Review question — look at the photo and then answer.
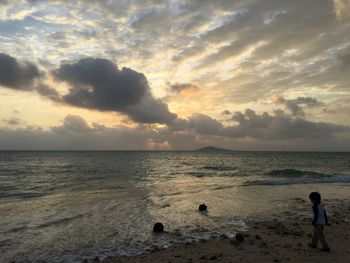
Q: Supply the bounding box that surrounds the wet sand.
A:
[103,197,350,263]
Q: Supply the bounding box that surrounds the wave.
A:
[265,169,330,178]
[200,165,238,171]
[5,213,86,234]
[37,213,85,229]
[244,175,350,186]
[186,172,207,178]
[0,192,46,199]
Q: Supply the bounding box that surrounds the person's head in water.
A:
[309,192,321,204]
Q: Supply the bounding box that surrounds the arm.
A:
[312,204,318,225]
[324,209,329,225]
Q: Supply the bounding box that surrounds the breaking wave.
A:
[244,175,350,186]
[265,169,330,178]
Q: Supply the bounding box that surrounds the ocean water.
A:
[1,151,350,262]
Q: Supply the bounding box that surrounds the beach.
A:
[103,195,350,263]
[1,151,350,262]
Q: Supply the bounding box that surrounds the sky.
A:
[0,0,350,151]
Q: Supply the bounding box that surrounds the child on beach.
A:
[308,192,330,251]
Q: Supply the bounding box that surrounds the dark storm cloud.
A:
[35,83,61,102]
[53,57,147,108]
[273,96,324,116]
[0,53,40,90]
[187,113,223,135]
[53,57,177,124]
[172,109,349,141]
[224,109,348,140]
[52,115,90,134]
[0,53,177,125]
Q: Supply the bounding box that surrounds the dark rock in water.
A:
[93,256,100,262]
[235,233,244,242]
[153,222,164,233]
[199,204,207,211]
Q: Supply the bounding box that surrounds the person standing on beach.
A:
[308,192,330,251]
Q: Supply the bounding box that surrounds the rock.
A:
[209,255,218,260]
[230,239,239,246]
[235,233,244,242]
[93,256,100,262]
[153,222,164,233]
[199,204,207,211]
[220,234,228,239]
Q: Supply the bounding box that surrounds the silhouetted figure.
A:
[308,192,330,251]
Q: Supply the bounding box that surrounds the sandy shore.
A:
[103,196,350,263]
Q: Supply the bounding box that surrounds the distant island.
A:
[194,146,232,152]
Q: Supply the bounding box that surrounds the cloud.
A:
[0,54,177,125]
[2,117,21,125]
[0,112,350,151]
[35,83,61,102]
[224,109,348,140]
[333,0,350,20]
[53,57,177,124]
[272,95,324,116]
[0,53,40,90]
[187,113,223,135]
[53,58,147,108]
[0,115,157,150]
[221,110,232,115]
[52,115,90,134]
[171,108,349,141]
[168,83,199,93]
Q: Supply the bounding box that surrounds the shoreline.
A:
[103,197,350,263]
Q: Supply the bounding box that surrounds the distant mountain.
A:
[195,146,232,152]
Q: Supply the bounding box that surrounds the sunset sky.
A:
[0,0,350,150]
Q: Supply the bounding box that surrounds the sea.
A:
[1,151,350,262]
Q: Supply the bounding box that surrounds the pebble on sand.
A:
[199,204,207,211]
[153,222,164,233]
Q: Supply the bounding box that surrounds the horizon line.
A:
[0,149,349,153]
